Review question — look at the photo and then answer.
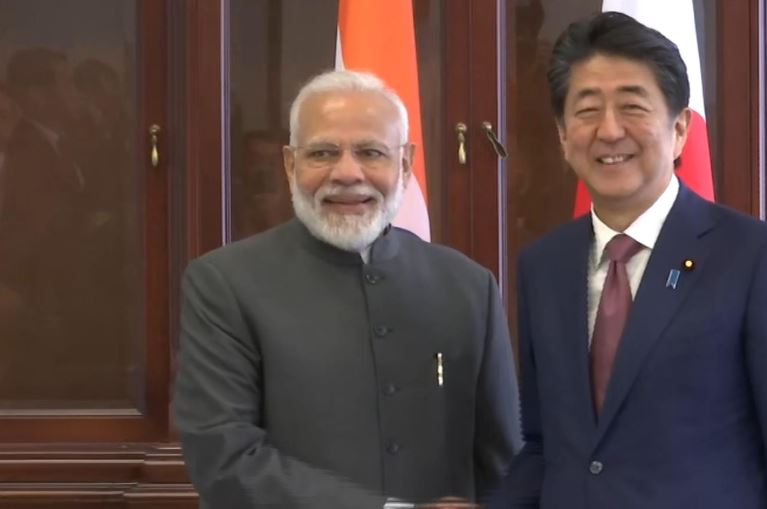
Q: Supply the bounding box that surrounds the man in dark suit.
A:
[493,12,767,509]
[173,70,522,509]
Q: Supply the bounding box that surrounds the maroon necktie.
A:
[591,233,643,415]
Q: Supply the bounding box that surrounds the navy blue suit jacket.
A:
[493,185,767,509]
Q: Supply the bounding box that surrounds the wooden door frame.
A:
[443,0,508,294]
[1,0,191,504]
[717,0,765,218]
[0,0,170,445]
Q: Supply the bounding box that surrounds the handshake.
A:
[388,497,478,509]
[418,498,480,509]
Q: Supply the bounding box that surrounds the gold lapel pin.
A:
[682,259,695,271]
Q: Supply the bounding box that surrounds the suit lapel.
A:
[555,216,598,433]
[594,186,717,442]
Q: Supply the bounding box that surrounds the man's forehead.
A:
[570,84,652,101]
[302,137,388,146]
[297,90,401,142]
[301,90,396,118]
[567,55,660,99]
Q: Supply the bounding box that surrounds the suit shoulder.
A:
[710,201,767,234]
[709,206,767,266]
[188,220,297,274]
[519,216,589,263]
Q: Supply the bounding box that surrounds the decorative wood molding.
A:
[0,483,197,508]
[0,444,189,482]
[0,444,197,507]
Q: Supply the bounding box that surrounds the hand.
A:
[416,497,481,509]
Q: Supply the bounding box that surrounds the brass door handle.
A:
[149,124,161,167]
[481,121,508,158]
[455,122,467,165]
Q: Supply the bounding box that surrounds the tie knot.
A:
[605,234,643,263]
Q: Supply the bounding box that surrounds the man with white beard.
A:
[173,70,521,509]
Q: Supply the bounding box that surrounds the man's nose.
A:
[328,148,366,184]
[596,109,626,141]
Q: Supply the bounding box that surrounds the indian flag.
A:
[336,0,431,241]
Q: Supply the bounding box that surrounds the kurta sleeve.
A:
[473,270,523,502]
[173,259,385,509]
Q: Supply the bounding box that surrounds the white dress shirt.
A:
[587,175,680,345]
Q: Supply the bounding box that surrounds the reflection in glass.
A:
[508,0,593,253]
[694,0,719,194]
[229,0,337,240]
[232,129,293,236]
[0,0,142,411]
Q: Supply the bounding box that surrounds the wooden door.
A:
[0,0,191,506]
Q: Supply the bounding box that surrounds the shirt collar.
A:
[591,174,679,268]
[360,246,371,264]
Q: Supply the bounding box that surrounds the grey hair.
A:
[288,70,409,146]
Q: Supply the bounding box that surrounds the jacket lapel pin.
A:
[666,269,681,290]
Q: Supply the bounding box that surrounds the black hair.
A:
[548,11,690,122]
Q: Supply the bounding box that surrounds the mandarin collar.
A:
[291,219,400,266]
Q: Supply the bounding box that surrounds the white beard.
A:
[290,171,405,252]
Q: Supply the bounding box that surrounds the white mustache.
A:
[315,184,383,205]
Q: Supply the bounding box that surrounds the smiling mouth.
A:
[323,195,375,205]
[597,154,634,165]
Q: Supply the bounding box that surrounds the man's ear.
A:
[401,143,415,187]
[555,119,569,159]
[556,118,567,144]
[672,107,692,160]
[282,145,296,181]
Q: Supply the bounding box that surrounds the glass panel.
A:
[413,1,445,243]
[695,0,719,194]
[507,0,596,257]
[228,0,446,243]
[228,0,330,239]
[0,0,143,411]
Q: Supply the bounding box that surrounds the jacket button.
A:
[383,383,398,396]
[374,325,390,337]
[365,273,380,284]
[386,441,400,454]
[589,460,604,475]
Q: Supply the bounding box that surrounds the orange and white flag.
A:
[336,0,431,241]
[572,0,715,217]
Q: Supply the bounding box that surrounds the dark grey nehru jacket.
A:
[173,219,522,508]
